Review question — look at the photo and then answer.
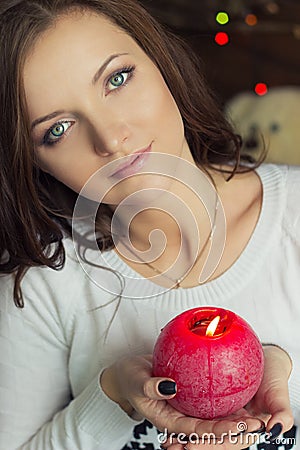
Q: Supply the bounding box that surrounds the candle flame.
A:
[206,315,220,336]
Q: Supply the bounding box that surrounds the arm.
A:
[100,346,294,450]
[0,272,138,450]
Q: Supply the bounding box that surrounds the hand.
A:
[100,355,266,449]
[165,345,294,449]
[245,344,294,436]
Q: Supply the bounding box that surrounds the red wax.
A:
[152,307,264,419]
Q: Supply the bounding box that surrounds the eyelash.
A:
[106,65,135,93]
[41,120,74,147]
[41,65,135,147]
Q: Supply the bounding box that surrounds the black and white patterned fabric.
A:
[121,420,161,450]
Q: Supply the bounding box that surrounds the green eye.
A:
[107,67,134,92]
[43,120,73,146]
[110,73,125,88]
[51,124,65,137]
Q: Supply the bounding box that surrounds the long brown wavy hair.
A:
[0,0,263,307]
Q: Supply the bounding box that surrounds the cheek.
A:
[36,147,97,193]
[152,80,184,138]
[135,70,184,134]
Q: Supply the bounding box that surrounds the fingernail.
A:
[158,380,176,395]
[268,423,283,442]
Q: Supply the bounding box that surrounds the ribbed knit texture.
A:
[75,375,137,446]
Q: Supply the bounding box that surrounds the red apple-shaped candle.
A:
[152,307,264,419]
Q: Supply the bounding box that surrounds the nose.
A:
[91,115,132,157]
[245,136,259,150]
[244,124,260,151]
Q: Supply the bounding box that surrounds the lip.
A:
[109,144,152,179]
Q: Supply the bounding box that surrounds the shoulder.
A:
[283,164,300,192]
[261,164,300,242]
[273,164,300,215]
[0,237,117,342]
[0,239,80,345]
[257,162,300,199]
[282,165,300,241]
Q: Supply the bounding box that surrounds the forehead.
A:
[23,11,141,115]
[25,10,136,63]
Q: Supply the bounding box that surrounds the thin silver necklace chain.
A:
[117,196,219,289]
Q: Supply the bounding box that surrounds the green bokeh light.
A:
[216,12,229,25]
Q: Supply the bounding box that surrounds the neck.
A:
[111,162,225,286]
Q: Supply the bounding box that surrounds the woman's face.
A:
[24,11,191,203]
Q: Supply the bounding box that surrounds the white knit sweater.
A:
[0,164,299,450]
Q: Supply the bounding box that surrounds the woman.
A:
[0,1,297,449]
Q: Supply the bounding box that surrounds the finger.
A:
[163,445,184,450]
[264,399,294,435]
[159,434,186,449]
[164,444,188,450]
[143,377,177,400]
[199,415,264,438]
[261,372,294,434]
[183,432,260,450]
[183,423,263,450]
[263,384,294,436]
[260,346,294,434]
[159,432,188,448]
[158,419,265,450]
[152,403,264,439]
[162,427,262,450]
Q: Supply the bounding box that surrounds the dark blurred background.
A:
[140,0,300,104]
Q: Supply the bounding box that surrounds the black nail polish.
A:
[158,380,176,395]
[269,423,283,442]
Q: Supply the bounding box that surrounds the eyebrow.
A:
[92,52,129,85]
[31,110,65,130]
[31,52,129,129]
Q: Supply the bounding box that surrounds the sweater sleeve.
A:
[282,165,300,412]
[0,264,138,450]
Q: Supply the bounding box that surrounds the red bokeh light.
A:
[255,83,268,96]
[214,32,229,46]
